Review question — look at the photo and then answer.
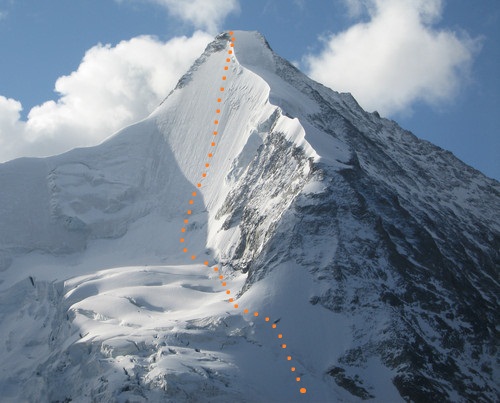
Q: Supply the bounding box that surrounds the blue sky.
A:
[0,0,498,179]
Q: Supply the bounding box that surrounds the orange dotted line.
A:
[178,31,307,396]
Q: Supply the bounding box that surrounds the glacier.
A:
[0,31,498,402]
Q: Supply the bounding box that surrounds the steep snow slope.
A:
[0,31,498,402]
[0,31,347,403]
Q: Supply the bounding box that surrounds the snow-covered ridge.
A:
[0,31,498,402]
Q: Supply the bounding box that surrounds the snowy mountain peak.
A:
[231,31,275,69]
[0,31,498,402]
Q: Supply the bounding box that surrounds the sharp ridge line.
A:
[177,31,308,397]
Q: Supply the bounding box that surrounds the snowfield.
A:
[0,31,498,402]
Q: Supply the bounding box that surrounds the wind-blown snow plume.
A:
[304,0,480,115]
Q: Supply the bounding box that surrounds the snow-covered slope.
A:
[0,31,498,402]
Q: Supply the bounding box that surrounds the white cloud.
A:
[0,97,23,157]
[142,0,239,33]
[304,0,480,116]
[343,0,365,18]
[0,32,212,163]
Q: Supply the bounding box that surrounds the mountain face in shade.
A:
[0,31,498,402]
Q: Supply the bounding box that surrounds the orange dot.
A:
[228,50,233,54]
[234,304,239,308]
[287,356,292,361]
[205,163,210,168]
[296,377,301,382]
[180,238,185,243]
[184,219,189,224]
[226,58,230,62]
[229,298,234,302]
[217,98,222,102]
[222,76,226,80]
[204,261,209,266]
[214,267,219,272]
[254,312,259,317]
[202,173,207,178]
[197,183,202,188]
[226,290,230,294]
[213,131,218,135]
[272,324,277,329]
[222,282,226,286]
[282,344,287,349]
[224,66,228,71]
[214,120,219,125]
[219,275,223,279]
[187,210,192,215]
[208,153,213,158]
[192,191,197,197]
[300,388,306,394]
[220,87,225,92]
[230,43,234,48]
[265,317,270,322]
[189,200,194,204]
[229,31,234,35]
[216,109,221,113]
[183,248,188,253]
[243,309,249,314]
[191,255,196,260]
[231,37,235,42]
[278,334,283,339]
[211,142,216,147]
[181,228,186,233]
[291,367,296,372]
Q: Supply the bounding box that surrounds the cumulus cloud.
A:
[343,0,366,18]
[304,0,480,116]
[141,0,239,33]
[0,32,212,163]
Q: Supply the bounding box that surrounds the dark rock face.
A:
[217,130,311,278]
[327,366,375,400]
[215,44,500,402]
[1,32,497,402]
